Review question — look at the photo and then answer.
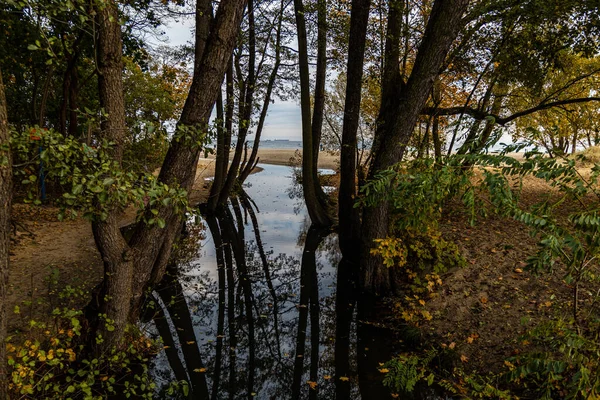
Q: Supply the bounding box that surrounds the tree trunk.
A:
[293,0,333,227]
[432,114,442,162]
[311,0,329,207]
[360,0,470,294]
[88,0,247,354]
[38,67,54,127]
[127,0,247,317]
[338,0,372,258]
[238,0,285,184]
[68,64,79,137]
[208,61,234,214]
[90,0,134,354]
[0,68,13,400]
[218,0,256,205]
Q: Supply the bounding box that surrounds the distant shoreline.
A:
[202,148,339,170]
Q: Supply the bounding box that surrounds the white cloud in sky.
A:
[249,101,302,141]
[164,18,195,46]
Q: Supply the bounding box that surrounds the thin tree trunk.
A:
[293,0,332,227]
[0,68,13,400]
[68,65,79,137]
[361,0,470,294]
[38,67,54,127]
[432,114,442,162]
[311,0,328,207]
[219,0,256,205]
[417,116,431,159]
[239,0,285,183]
[208,88,227,211]
[209,61,236,214]
[339,0,372,258]
[359,0,404,293]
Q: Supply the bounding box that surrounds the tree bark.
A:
[311,0,328,207]
[293,0,333,227]
[91,0,134,354]
[338,0,372,259]
[360,0,470,294]
[0,68,12,400]
[208,60,234,213]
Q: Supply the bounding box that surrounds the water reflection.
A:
[149,164,394,399]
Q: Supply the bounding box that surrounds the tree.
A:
[338,0,372,258]
[293,0,333,227]
[359,0,471,293]
[83,0,248,353]
[0,67,12,400]
[208,0,288,213]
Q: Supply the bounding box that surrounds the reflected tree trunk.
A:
[152,299,191,397]
[292,226,327,399]
[335,259,357,400]
[205,216,226,400]
[156,265,210,399]
[224,234,237,400]
[357,299,394,400]
[240,192,283,358]
[220,208,256,399]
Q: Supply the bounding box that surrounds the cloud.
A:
[250,101,302,141]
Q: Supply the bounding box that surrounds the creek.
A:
[147,164,403,399]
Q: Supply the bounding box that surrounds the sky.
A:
[156,17,303,141]
[154,15,515,149]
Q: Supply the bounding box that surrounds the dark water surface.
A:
[148,164,396,399]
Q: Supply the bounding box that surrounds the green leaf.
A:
[103,178,115,186]
[27,44,38,50]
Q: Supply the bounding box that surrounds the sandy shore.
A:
[188,149,338,204]
[205,148,339,169]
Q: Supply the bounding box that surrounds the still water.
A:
[148,164,396,399]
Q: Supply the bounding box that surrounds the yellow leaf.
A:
[193,368,207,373]
[307,381,317,389]
[460,355,468,363]
[378,368,390,373]
[339,376,350,382]
[324,375,331,380]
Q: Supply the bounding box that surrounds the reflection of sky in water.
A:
[149,163,349,400]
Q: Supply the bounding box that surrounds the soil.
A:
[420,170,597,375]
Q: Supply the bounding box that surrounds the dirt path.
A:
[7,159,218,330]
